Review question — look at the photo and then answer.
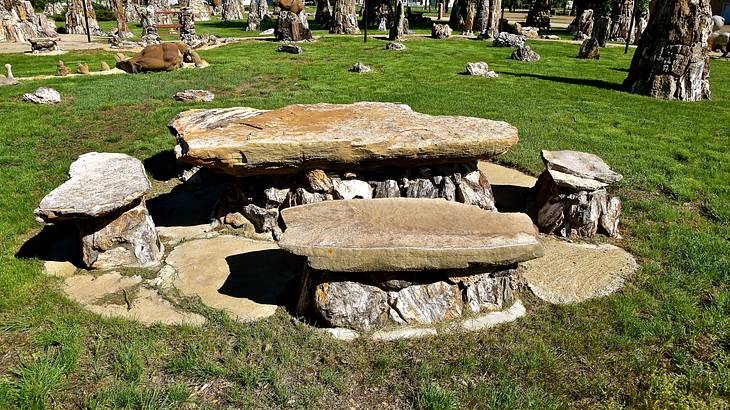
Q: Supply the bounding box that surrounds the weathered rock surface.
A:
[511,45,540,62]
[277,44,303,54]
[173,89,215,102]
[23,87,60,104]
[279,198,543,272]
[275,10,312,41]
[62,272,206,326]
[431,23,452,38]
[35,152,151,222]
[492,32,525,47]
[461,299,525,331]
[521,236,637,304]
[542,150,622,184]
[465,61,498,78]
[169,102,519,176]
[578,37,600,59]
[350,62,371,73]
[165,236,303,322]
[385,41,406,51]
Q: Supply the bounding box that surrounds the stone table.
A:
[35,152,163,269]
[278,198,543,331]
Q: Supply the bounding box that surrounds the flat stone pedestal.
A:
[35,152,163,269]
[278,199,543,331]
[528,150,623,237]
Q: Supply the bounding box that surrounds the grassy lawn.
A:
[0,35,728,409]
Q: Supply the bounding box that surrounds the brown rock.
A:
[305,169,333,192]
[170,102,519,176]
[279,198,543,272]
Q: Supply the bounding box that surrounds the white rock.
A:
[331,178,373,200]
[461,300,526,331]
[23,87,61,104]
[371,327,438,341]
[323,327,360,341]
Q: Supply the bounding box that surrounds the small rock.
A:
[578,38,600,59]
[465,62,498,78]
[264,187,290,206]
[100,61,111,71]
[519,26,540,38]
[332,178,372,199]
[44,260,77,278]
[260,28,275,35]
[511,45,541,62]
[385,41,407,51]
[305,169,333,192]
[56,60,70,76]
[541,34,560,40]
[373,179,401,198]
[350,62,371,73]
[173,89,215,102]
[224,211,250,228]
[492,32,525,47]
[405,178,438,198]
[276,44,303,54]
[76,63,89,74]
[461,300,526,331]
[323,327,360,341]
[23,87,61,104]
[541,150,623,184]
[431,23,452,39]
[241,203,279,233]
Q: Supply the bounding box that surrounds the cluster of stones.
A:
[528,150,623,238]
[169,102,517,239]
[1,0,56,42]
[279,199,543,331]
[431,23,452,39]
[34,153,163,269]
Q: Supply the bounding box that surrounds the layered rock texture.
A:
[65,0,102,35]
[169,102,518,176]
[1,0,56,42]
[528,150,623,238]
[279,199,543,331]
[275,10,311,41]
[623,0,712,100]
[35,152,163,269]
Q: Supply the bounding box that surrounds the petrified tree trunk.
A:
[111,0,131,36]
[247,0,261,30]
[609,0,633,41]
[212,0,222,14]
[222,0,245,20]
[474,0,501,37]
[389,0,407,40]
[591,15,610,46]
[275,10,312,41]
[526,0,551,32]
[66,0,101,35]
[365,0,391,28]
[623,0,712,101]
[330,0,359,34]
[315,0,332,26]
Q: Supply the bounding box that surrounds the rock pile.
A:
[35,152,163,269]
[466,61,498,78]
[279,199,544,331]
[511,45,540,62]
[431,23,452,39]
[168,102,518,238]
[528,150,623,238]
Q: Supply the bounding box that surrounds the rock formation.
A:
[526,0,550,32]
[609,0,633,42]
[315,0,332,27]
[35,153,163,269]
[465,61,498,77]
[139,4,160,46]
[174,89,215,102]
[385,41,406,50]
[111,0,132,37]
[350,62,371,72]
[277,43,303,54]
[450,0,502,38]
[432,23,452,38]
[275,8,311,41]
[623,0,712,101]
[591,15,610,46]
[330,0,359,34]
[578,37,599,59]
[571,8,593,40]
[528,150,623,238]
[65,0,102,35]
[1,0,57,42]
[247,0,269,31]
[492,31,524,47]
[115,42,205,73]
[388,0,407,41]
[221,0,244,21]
[511,44,540,62]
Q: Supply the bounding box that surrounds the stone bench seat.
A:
[277,198,544,331]
[34,152,163,269]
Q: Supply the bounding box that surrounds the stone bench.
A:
[34,152,163,269]
[168,102,519,238]
[528,150,623,237]
[277,198,544,331]
[29,37,60,54]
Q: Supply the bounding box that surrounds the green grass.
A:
[0,35,729,408]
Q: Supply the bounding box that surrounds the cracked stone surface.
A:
[521,236,638,304]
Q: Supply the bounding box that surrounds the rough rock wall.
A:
[66,0,102,35]
[623,0,712,101]
[1,1,57,42]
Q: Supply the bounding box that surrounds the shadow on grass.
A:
[501,71,625,91]
[222,249,305,308]
[16,223,82,266]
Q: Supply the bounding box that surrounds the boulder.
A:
[169,102,519,176]
[385,41,407,51]
[350,62,371,73]
[492,32,525,47]
[23,87,60,104]
[541,150,622,184]
[465,61,498,78]
[173,89,215,102]
[275,10,312,41]
[431,23,452,39]
[277,44,303,54]
[115,43,205,73]
[35,152,163,268]
[578,37,600,59]
[278,198,543,272]
[511,45,541,62]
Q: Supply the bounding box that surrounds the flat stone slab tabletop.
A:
[542,150,622,184]
[169,102,519,176]
[278,198,544,272]
[34,152,151,222]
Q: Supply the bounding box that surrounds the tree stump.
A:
[329,0,359,34]
[623,0,712,101]
[389,0,407,41]
[275,10,312,41]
